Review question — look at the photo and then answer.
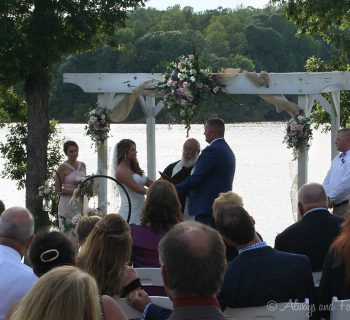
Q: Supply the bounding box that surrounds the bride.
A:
[113,139,153,224]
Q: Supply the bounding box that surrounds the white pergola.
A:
[64,71,350,211]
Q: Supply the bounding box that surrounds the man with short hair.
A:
[0,207,37,320]
[323,128,350,216]
[214,205,315,311]
[128,221,231,320]
[275,183,343,271]
[162,138,200,215]
[176,118,235,227]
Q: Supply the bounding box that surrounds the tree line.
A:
[50,5,330,123]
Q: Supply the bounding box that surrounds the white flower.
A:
[72,214,81,225]
[190,76,196,82]
[89,116,97,124]
[297,115,304,121]
[190,69,197,75]
[178,73,186,81]
[183,81,190,88]
[43,188,52,195]
[167,79,173,87]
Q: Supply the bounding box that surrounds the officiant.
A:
[161,138,200,216]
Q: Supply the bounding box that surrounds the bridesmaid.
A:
[55,141,86,248]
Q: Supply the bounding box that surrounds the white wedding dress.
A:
[118,173,147,225]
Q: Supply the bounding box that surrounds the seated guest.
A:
[275,183,343,271]
[319,213,350,319]
[77,214,141,298]
[162,138,200,216]
[212,191,263,262]
[9,266,127,320]
[29,231,75,277]
[76,215,101,247]
[215,206,316,311]
[128,221,229,320]
[0,207,37,320]
[131,180,183,268]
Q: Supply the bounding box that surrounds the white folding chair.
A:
[116,296,173,320]
[312,271,322,287]
[135,267,164,287]
[330,296,350,320]
[224,299,310,320]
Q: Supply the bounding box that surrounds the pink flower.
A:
[94,123,100,130]
[290,130,297,136]
[177,88,185,96]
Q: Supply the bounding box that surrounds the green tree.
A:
[0,0,145,228]
[271,0,350,48]
[205,21,231,57]
[271,0,350,126]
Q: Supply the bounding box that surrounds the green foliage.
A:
[0,0,147,85]
[48,5,329,122]
[305,53,350,130]
[0,120,64,189]
[271,0,350,49]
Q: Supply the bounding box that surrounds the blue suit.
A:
[176,138,235,218]
[218,247,316,310]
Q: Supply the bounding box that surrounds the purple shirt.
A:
[130,224,167,268]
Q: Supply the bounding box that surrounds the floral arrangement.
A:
[85,108,111,147]
[74,175,94,199]
[159,54,222,136]
[38,185,60,226]
[60,214,82,233]
[283,110,313,160]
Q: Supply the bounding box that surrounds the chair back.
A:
[135,268,164,287]
[224,299,310,320]
[330,296,350,320]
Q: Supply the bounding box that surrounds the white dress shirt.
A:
[0,245,37,320]
[323,151,350,204]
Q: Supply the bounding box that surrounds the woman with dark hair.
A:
[131,180,183,268]
[319,213,350,318]
[29,231,75,277]
[55,140,86,246]
[113,139,153,224]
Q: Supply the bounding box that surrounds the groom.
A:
[176,118,235,227]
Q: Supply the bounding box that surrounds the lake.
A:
[0,122,332,245]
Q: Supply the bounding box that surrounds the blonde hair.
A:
[77,214,132,296]
[212,191,244,215]
[10,266,100,320]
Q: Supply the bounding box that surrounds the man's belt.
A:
[333,200,349,208]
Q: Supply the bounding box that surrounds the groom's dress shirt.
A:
[0,245,37,320]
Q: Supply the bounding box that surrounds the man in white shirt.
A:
[0,207,37,320]
[323,128,350,217]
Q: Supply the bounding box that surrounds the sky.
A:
[144,0,271,11]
